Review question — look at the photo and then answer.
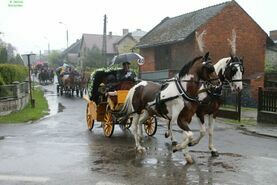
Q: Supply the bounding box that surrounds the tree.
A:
[48,50,63,68]
[0,46,8,63]
[82,46,107,69]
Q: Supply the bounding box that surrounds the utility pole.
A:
[102,14,107,65]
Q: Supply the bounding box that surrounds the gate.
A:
[257,87,277,124]
[218,87,241,121]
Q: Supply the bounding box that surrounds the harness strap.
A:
[154,92,177,119]
[175,75,199,103]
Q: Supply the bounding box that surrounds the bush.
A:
[0,75,5,85]
[0,64,28,84]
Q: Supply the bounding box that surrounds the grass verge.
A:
[0,87,49,123]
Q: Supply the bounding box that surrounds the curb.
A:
[237,125,277,139]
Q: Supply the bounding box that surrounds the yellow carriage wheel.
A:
[103,108,114,137]
[86,103,94,130]
[144,116,157,136]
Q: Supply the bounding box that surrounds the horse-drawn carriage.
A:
[56,65,89,97]
[84,53,157,137]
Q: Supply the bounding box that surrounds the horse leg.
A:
[138,110,149,141]
[165,119,178,146]
[188,116,206,146]
[208,115,219,157]
[130,114,145,153]
[165,105,181,146]
[173,130,194,164]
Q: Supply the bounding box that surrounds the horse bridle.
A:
[224,58,244,84]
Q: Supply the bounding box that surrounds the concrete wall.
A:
[0,82,30,116]
[0,95,29,116]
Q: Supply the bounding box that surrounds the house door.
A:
[155,46,171,70]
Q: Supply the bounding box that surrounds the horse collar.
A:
[175,75,199,103]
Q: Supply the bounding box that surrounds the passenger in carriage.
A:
[116,61,136,82]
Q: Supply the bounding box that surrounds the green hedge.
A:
[0,64,28,84]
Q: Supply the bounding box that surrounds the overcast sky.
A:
[0,0,276,54]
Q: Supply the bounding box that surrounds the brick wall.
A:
[140,48,156,71]
[197,1,267,99]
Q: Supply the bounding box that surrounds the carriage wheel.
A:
[103,109,114,137]
[86,103,94,131]
[144,116,157,136]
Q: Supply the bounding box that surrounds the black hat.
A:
[123,61,130,65]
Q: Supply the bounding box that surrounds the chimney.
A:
[109,32,112,37]
[123,29,129,35]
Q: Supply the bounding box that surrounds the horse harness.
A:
[149,73,219,119]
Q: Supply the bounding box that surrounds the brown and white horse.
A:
[177,55,244,158]
[119,52,220,163]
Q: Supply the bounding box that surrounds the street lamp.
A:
[59,21,68,48]
[22,53,36,108]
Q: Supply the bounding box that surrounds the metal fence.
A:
[258,87,277,124]
[0,82,29,100]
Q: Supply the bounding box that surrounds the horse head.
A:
[193,52,221,88]
[224,54,244,92]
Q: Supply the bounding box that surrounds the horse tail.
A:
[117,85,136,115]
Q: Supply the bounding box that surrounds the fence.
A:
[218,86,241,121]
[257,87,277,124]
[0,82,29,116]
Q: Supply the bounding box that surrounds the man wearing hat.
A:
[116,61,136,82]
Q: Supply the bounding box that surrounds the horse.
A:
[119,52,221,163]
[62,72,76,96]
[176,55,244,158]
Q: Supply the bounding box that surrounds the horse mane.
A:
[178,56,203,77]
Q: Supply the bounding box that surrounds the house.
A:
[79,29,146,67]
[136,0,273,100]
[61,39,81,66]
[269,30,277,43]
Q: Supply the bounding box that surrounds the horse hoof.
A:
[172,141,178,146]
[211,151,219,157]
[136,147,146,154]
[185,156,194,164]
[172,146,178,153]
[165,132,169,138]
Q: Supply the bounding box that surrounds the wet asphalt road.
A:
[0,83,277,185]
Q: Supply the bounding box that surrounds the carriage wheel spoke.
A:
[103,110,114,137]
[144,117,157,136]
[86,104,94,130]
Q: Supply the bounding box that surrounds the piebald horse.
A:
[176,55,244,158]
[120,52,220,163]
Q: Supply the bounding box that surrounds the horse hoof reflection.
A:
[185,155,194,164]
[211,151,219,157]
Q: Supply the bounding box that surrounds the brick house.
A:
[136,0,273,100]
